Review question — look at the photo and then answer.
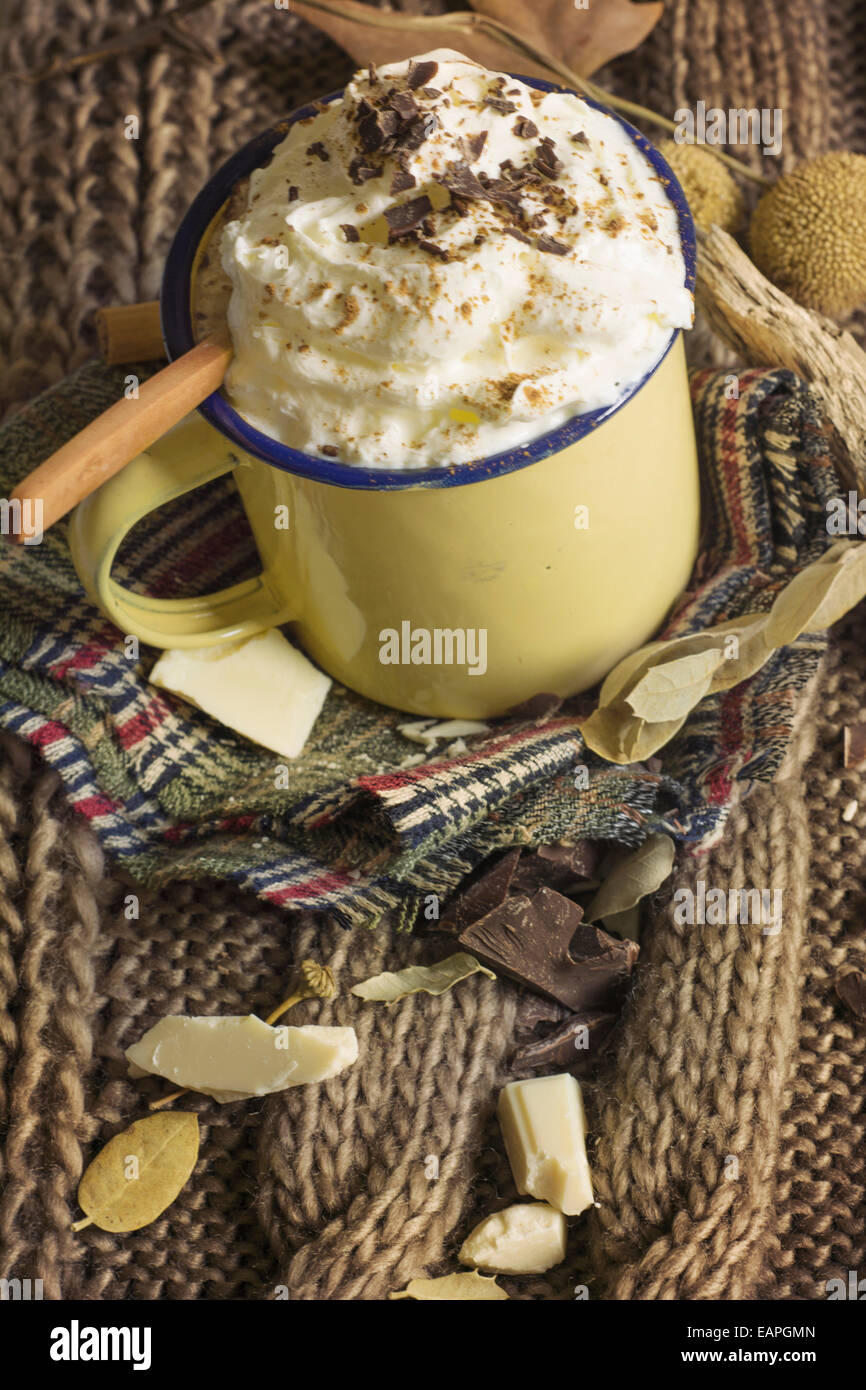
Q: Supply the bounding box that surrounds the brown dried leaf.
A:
[473,0,664,77]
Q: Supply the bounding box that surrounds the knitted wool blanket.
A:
[0,362,842,928]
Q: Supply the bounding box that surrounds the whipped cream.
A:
[215,50,693,469]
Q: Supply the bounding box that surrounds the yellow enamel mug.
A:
[69,82,700,721]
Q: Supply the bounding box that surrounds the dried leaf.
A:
[583,541,866,763]
[73,1113,199,1234]
[585,834,675,924]
[351,951,495,1003]
[390,1271,509,1300]
[290,0,662,85]
[473,0,663,77]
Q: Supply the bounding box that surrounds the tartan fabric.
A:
[0,361,839,928]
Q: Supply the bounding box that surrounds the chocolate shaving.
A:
[358,107,399,153]
[384,193,433,240]
[484,96,517,114]
[461,131,488,163]
[390,91,419,122]
[418,239,451,261]
[306,141,330,162]
[407,58,439,90]
[348,156,382,185]
[399,111,439,150]
[504,226,532,244]
[440,159,487,202]
[536,234,570,255]
[571,131,590,147]
[288,185,299,202]
[512,1009,618,1074]
[484,179,522,212]
[390,167,417,194]
[320,445,339,457]
[421,86,442,98]
[339,223,359,242]
[458,886,639,1012]
[836,966,866,1019]
[513,117,539,139]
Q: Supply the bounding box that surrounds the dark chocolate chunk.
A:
[512,1010,618,1073]
[513,116,539,139]
[511,842,601,899]
[390,91,419,122]
[836,966,866,1019]
[421,86,442,98]
[418,239,451,260]
[399,111,439,150]
[461,131,488,162]
[407,58,439,90]
[348,155,382,185]
[484,96,517,113]
[484,179,522,211]
[390,166,417,194]
[504,226,532,244]
[358,107,399,152]
[536,233,570,255]
[438,848,522,935]
[306,141,330,161]
[288,185,299,202]
[457,886,639,1011]
[440,159,487,201]
[320,445,339,457]
[339,223,359,242]
[571,130,590,146]
[384,192,433,239]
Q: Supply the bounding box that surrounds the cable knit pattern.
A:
[1,0,865,1301]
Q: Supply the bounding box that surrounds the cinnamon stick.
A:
[96,301,165,364]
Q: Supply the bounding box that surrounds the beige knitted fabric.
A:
[1,0,865,1300]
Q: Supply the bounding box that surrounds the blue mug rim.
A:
[161,74,696,493]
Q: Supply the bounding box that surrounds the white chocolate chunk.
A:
[497,1074,594,1216]
[125,1015,358,1102]
[150,629,330,758]
[459,1202,567,1274]
[390,1272,508,1301]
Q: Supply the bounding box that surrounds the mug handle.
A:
[68,413,296,648]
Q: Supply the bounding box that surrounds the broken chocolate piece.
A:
[836,966,866,1019]
[339,223,359,242]
[536,234,570,255]
[390,167,417,194]
[484,96,517,114]
[504,227,532,244]
[407,58,439,90]
[418,239,451,260]
[384,193,434,240]
[399,111,439,150]
[288,185,299,202]
[306,141,330,161]
[512,1010,618,1073]
[570,131,590,147]
[461,131,488,162]
[359,107,399,153]
[513,117,539,139]
[511,842,600,899]
[438,849,521,935]
[390,91,419,122]
[421,86,442,98]
[348,156,382,185]
[534,138,563,178]
[458,886,639,1012]
[440,159,487,201]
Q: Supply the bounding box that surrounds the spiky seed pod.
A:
[658,139,744,236]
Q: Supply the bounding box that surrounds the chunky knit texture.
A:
[1,0,865,1300]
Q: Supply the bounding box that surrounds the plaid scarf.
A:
[0,362,840,929]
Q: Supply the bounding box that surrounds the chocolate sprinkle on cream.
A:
[407,58,439,89]
[440,159,487,201]
[390,91,419,122]
[390,167,417,193]
[461,131,488,162]
[505,226,532,244]
[484,96,517,114]
[320,445,339,457]
[571,131,590,146]
[339,223,359,242]
[536,234,570,255]
[347,156,381,185]
[513,116,539,139]
[418,239,450,260]
[384,193,434,239]
[306,141,330,161]
[288,185,299,202]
